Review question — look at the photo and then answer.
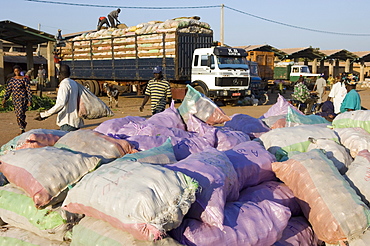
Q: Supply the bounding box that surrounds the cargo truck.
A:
[60,29,253,101]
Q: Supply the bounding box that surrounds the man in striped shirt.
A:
[140,66,172,115]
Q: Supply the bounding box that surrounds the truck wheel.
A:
[259,93,269,105]
[191,81,208,96]
[83,80,95,94]
[92,80,100,96]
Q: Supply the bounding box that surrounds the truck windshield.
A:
[300,67,310,73]
[217,56,249,70]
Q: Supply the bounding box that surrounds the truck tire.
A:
[83,80,95,94]
[190,81,209,97]
[92,80,100,96]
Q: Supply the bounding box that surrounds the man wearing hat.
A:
[340,81,361,113]
[139,66,172,115]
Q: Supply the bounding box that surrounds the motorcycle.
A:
[251,88,269,105]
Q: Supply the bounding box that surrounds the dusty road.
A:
[1,88,369,147]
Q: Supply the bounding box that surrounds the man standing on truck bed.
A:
[107,8,121,28]
[140,66,172,115]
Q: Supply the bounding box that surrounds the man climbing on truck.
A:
[140,66,172,115]
[107,8,121,28]
[97,16,110,31]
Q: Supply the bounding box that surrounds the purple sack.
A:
[166,147,238,229]
[126,134,213,161]
[224,114,270,139]
[170,200,291,246]
[224,141,277,191]
[274,216,318,246]
[260,94,304,119]
[146,101,186,130]
[94,116,146,136]
[214,126,251,151]
[238,181,302,216]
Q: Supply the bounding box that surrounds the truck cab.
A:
[190,47,251,101]
[290,64,320,82]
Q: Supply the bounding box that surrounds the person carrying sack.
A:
[35,64,83,131]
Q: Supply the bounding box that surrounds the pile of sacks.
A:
[71,16,212,42]
[1,89,370,245]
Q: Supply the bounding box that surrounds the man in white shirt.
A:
[313,74,327,103]
[35,64,83,131]
[327,79,347,114]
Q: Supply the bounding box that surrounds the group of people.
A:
[2,63,172,134]
[291,73,362,121]
[97,8,121,31]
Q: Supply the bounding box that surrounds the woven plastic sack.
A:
[177,85,231,125]
[63,159,198,241]
[238,181,301,216]
[0,135,20,156]
[0,184,82,241]
[166,147,238,229]
[70,217,183,246]
[286,106,331,127]
[0,226,70,246]
[94,116,146,136]
[185,113,217,147]
[120,137,177,164]
[224,141,277,191]
[258,124,339,161]
[54,129,138,163]
[332,110,370,133]
[224,114,270,139]
[261,115,286,129]
[273,216,318,246]
[272,149,370,244]
[0,146,101,208]
[170,200,291,246]
[346,229,370,246]
[214,126,251,151]
[334,128,370,158]
[260,94,304,119]
[146,100,186,130]
[307,137,353,174]
[125,134,213,161]
[77,82,113,119]
[0,129,67,155]
[16,129,67,150]
[345,150,370,206]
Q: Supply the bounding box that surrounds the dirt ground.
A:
[1,88,370,147]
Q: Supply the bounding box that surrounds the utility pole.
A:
[220,4,224,46]
[37,23,41,56]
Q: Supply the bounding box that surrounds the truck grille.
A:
[215,77,249,87]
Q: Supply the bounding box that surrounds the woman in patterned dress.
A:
[2,65,32,133]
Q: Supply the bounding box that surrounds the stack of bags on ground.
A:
[1,88,370,245]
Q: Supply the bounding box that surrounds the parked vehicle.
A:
[60,23,253,102]
[273,62,321,90]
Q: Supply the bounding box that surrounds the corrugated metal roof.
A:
[0,20,55,45]
[3,55,46,64]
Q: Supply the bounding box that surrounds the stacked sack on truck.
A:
[63,16,212,60]
[1,86,370,245]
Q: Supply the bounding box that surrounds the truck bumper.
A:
[208,89,251,100]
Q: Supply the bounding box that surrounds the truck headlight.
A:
[221,90,228,96]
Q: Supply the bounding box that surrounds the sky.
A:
[1,0,370,52]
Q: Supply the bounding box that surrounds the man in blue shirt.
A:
[340,82,361,113]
